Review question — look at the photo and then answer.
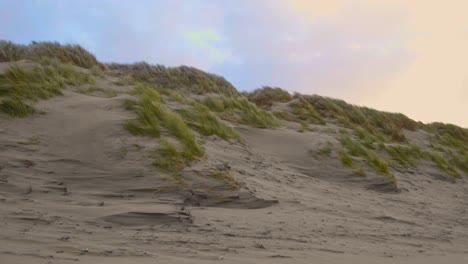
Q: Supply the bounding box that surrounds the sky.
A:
[1,0,467,127]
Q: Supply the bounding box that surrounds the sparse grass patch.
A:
[448,150,468,174]
[17,136,40,145]
[340,151,354,167]
[113,76,135,86]
[90,65,105,77]
[383,174,398,185]
[206,169,240,190]
[314,144,332,159]
[154,177,192,192]
[298,122,307,133]
[76,87,119,98]
[273,111,295,122]
[354,168,366,177]
[121,146,128,159]
[367,152,389,174]
[424,150,460,179]
[339,135,389,175]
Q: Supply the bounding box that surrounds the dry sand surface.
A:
[1,65,468,263]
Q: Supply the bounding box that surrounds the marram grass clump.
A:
[203,96,279,128]
[339,135,390,175]
[247,86,292,108]
[107,62,238,96]
[175,103,243,142]
[152,139,185,175]
[123,83,204,160]
[0,63,95,117]
[340,151,354,167]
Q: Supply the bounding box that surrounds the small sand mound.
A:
[184,191,278,209]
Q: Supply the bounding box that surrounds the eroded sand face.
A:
[1,76,468,263]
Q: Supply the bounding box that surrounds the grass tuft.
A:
[339,135,389,174]
[340,151,354,167]
[297,122,307,133]
[354,168,367,177]
[206,169,240,190]
[153,140,185,174]
[424,151,460,179]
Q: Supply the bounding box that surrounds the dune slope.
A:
[0,44,468,263]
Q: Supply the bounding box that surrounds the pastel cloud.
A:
[183,29,232,63]
[0,0,467,127]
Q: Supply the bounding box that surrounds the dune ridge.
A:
[0,41,467,263]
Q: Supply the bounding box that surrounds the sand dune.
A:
[1,60,467,264]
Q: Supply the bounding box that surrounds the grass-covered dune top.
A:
[0,40,99,69]
[1,40,466,146]
[107,62,238,96]
[245,86,467,143]
[247,86,293,108]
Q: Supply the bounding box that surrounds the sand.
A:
[1,64,468,263]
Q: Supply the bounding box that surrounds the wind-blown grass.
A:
[0,98,36,117]
[108,62,238,96]
[153,140,185,175]
[0,40,99,69]
[123,83,204,159]
[426,122,468,144]
[203,96,279,128]
[424,150,460,179]
[384,144,423,168]
[339,135,389,174]
[206,168,240,190]
[288,95,326,125]
[301,94,418,141]
[448,150,468,174]
[0,63,95,117]
[247,86,292,108]
[175,104,243,142]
